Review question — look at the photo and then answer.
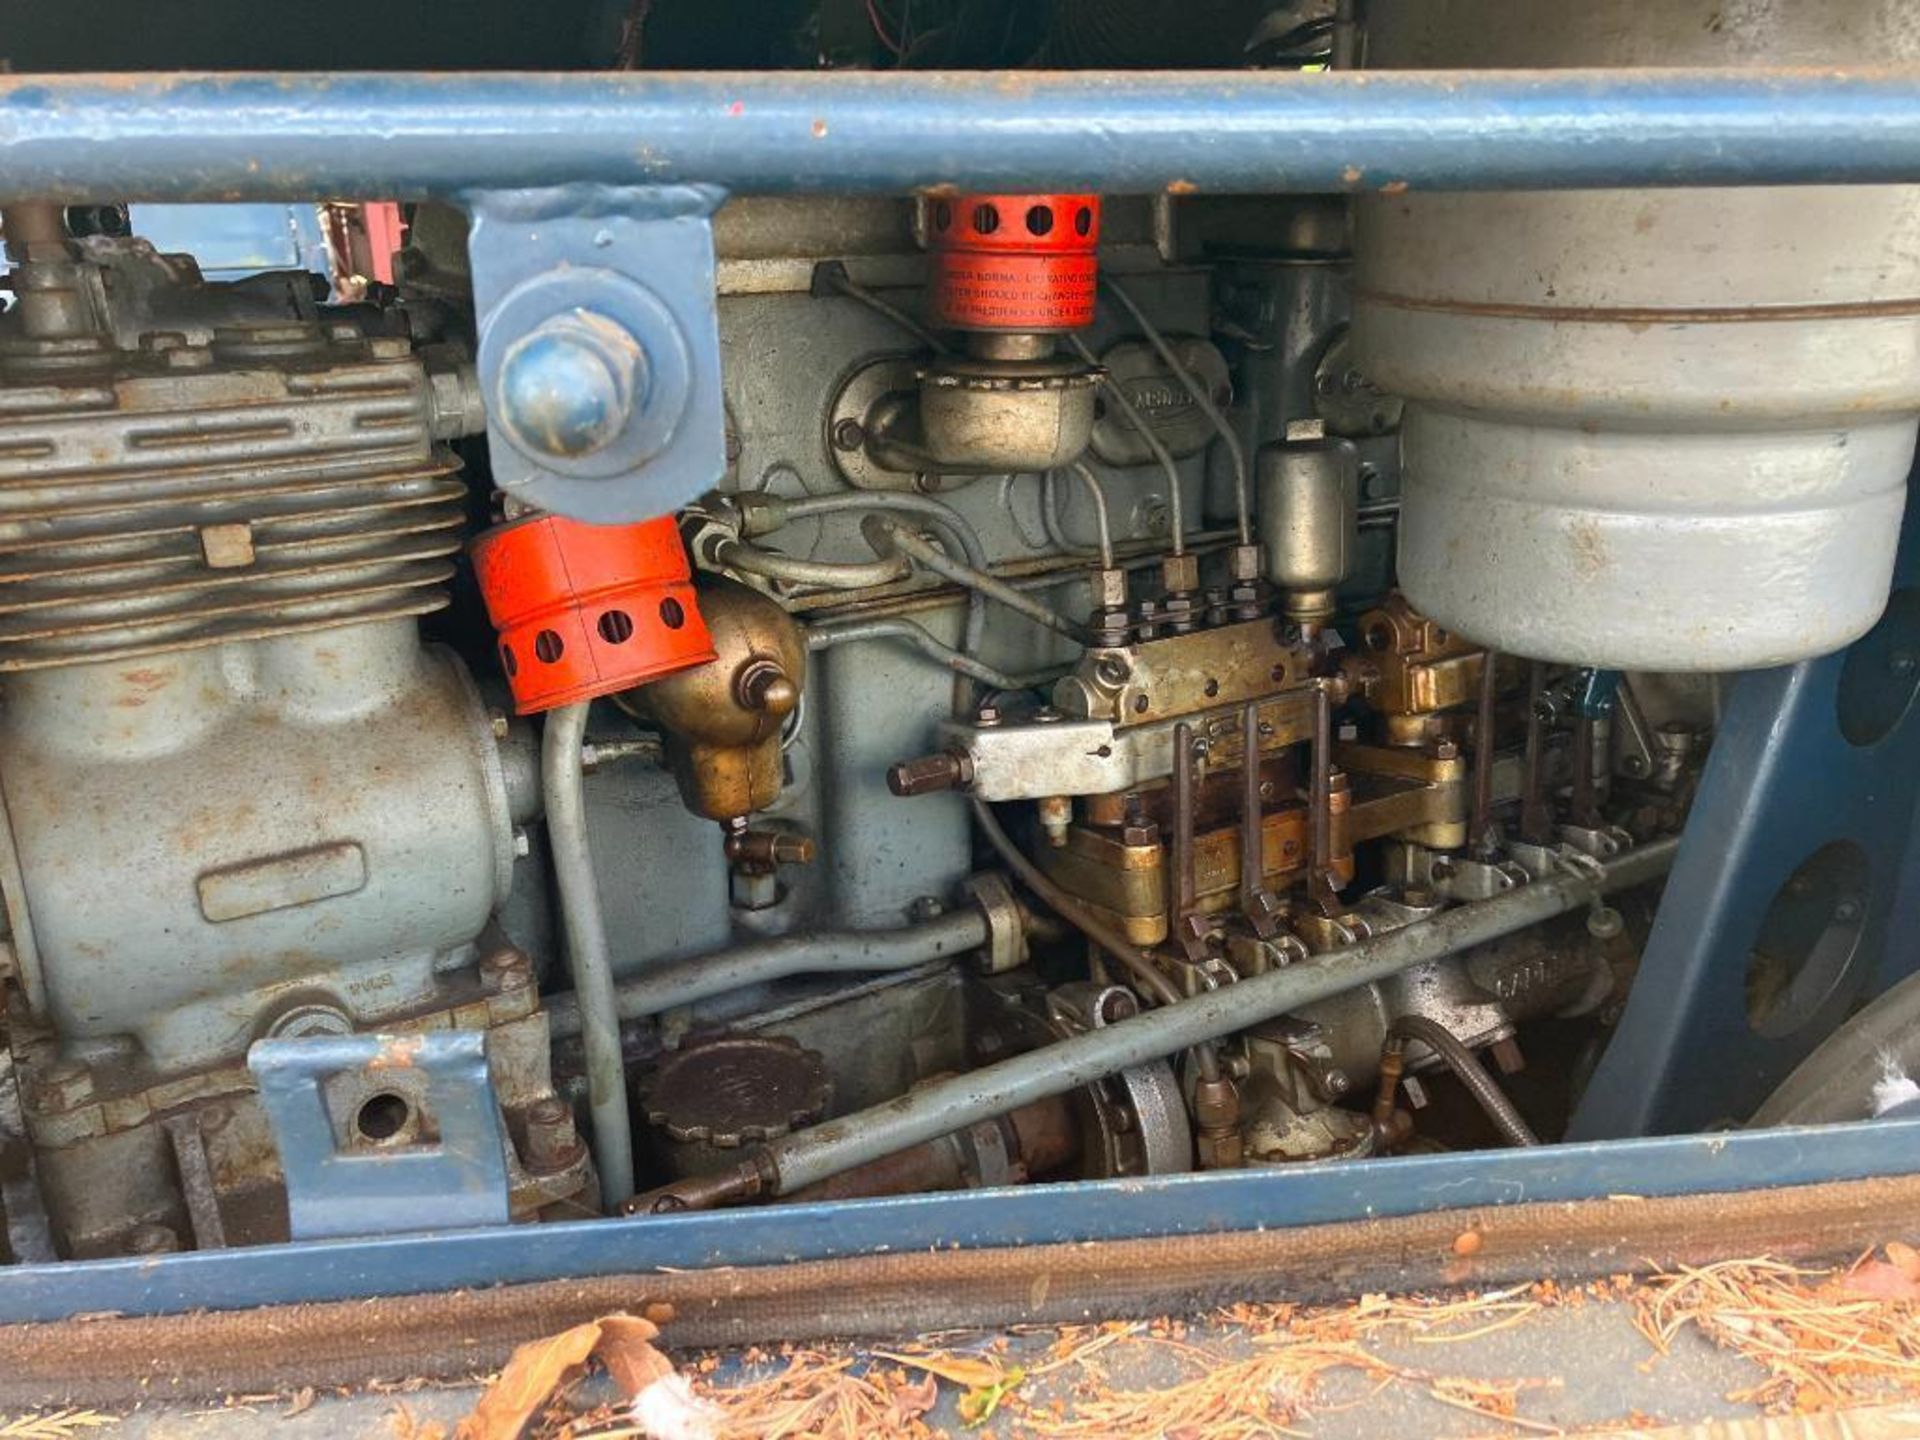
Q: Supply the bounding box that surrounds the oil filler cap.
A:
[642,1034,831,1158]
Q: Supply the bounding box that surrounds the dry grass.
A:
[1632,1249,1920,1413]
[0,1415,117,1439]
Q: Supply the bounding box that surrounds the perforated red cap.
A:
[928,194,1101,332]
[471,513,715,715]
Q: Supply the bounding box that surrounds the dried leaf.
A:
[455,1313,665,1440]
[282,1386,317,1419]
[889,1372,940,1423]
[1838,1259,1920,1303]
[596,1315,672,1398]
[869,1349,1008,1389]
[1886,1240,1920,1281]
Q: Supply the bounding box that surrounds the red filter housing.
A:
[928,194,1101,332]
[471,513,715,715]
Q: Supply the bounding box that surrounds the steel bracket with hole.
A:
[248,1031,511,1241]
[1570,485,1920,1139]
[468,185,729,524]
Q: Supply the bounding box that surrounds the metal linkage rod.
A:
[633,835,1678,1209]
[546,908,992,1039]
[5,70,1920,201]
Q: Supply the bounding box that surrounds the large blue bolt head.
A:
[497,310,646,460]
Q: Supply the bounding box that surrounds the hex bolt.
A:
[512,829,532,859]
[497,310,644,460]
[831,418,866,452]
[766,833,816,866]
[489,711,511,741]
[886,749,973,798]
[1489,1037,1527,1076]
[523,1096,584,1173]
[480,946,534,994]
[125,1223,180,1256]
[1586,904,1625,940]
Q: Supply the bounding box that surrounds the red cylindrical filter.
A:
[928,194,1101,332]
[471,513,716,715]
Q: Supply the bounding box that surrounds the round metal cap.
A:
[642,1035,831,1149]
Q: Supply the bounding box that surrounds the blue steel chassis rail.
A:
[1,1118,1916,1324]
[5,67,1920,200]
[5,63,1920,1324]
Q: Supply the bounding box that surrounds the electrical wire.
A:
[1100,276,1252,546]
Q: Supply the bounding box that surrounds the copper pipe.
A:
[783,1091,1081,1202]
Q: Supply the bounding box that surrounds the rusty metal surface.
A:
[4,1171,1917,1408]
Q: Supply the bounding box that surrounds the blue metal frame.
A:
[248,1032,510,1241]
[0,1117,1914,1324]
[4,69,1920,202]
[4,59,1920,1325]
[468,185,728,522]
[1572,504,1920,1137]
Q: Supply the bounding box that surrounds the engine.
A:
[5,0,1910,1261]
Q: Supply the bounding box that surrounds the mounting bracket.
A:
[466,184,729,524]
[248,1031,511,1241]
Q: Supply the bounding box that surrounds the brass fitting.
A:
[626,577,805,824]
[1192,1073,1245,1170]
